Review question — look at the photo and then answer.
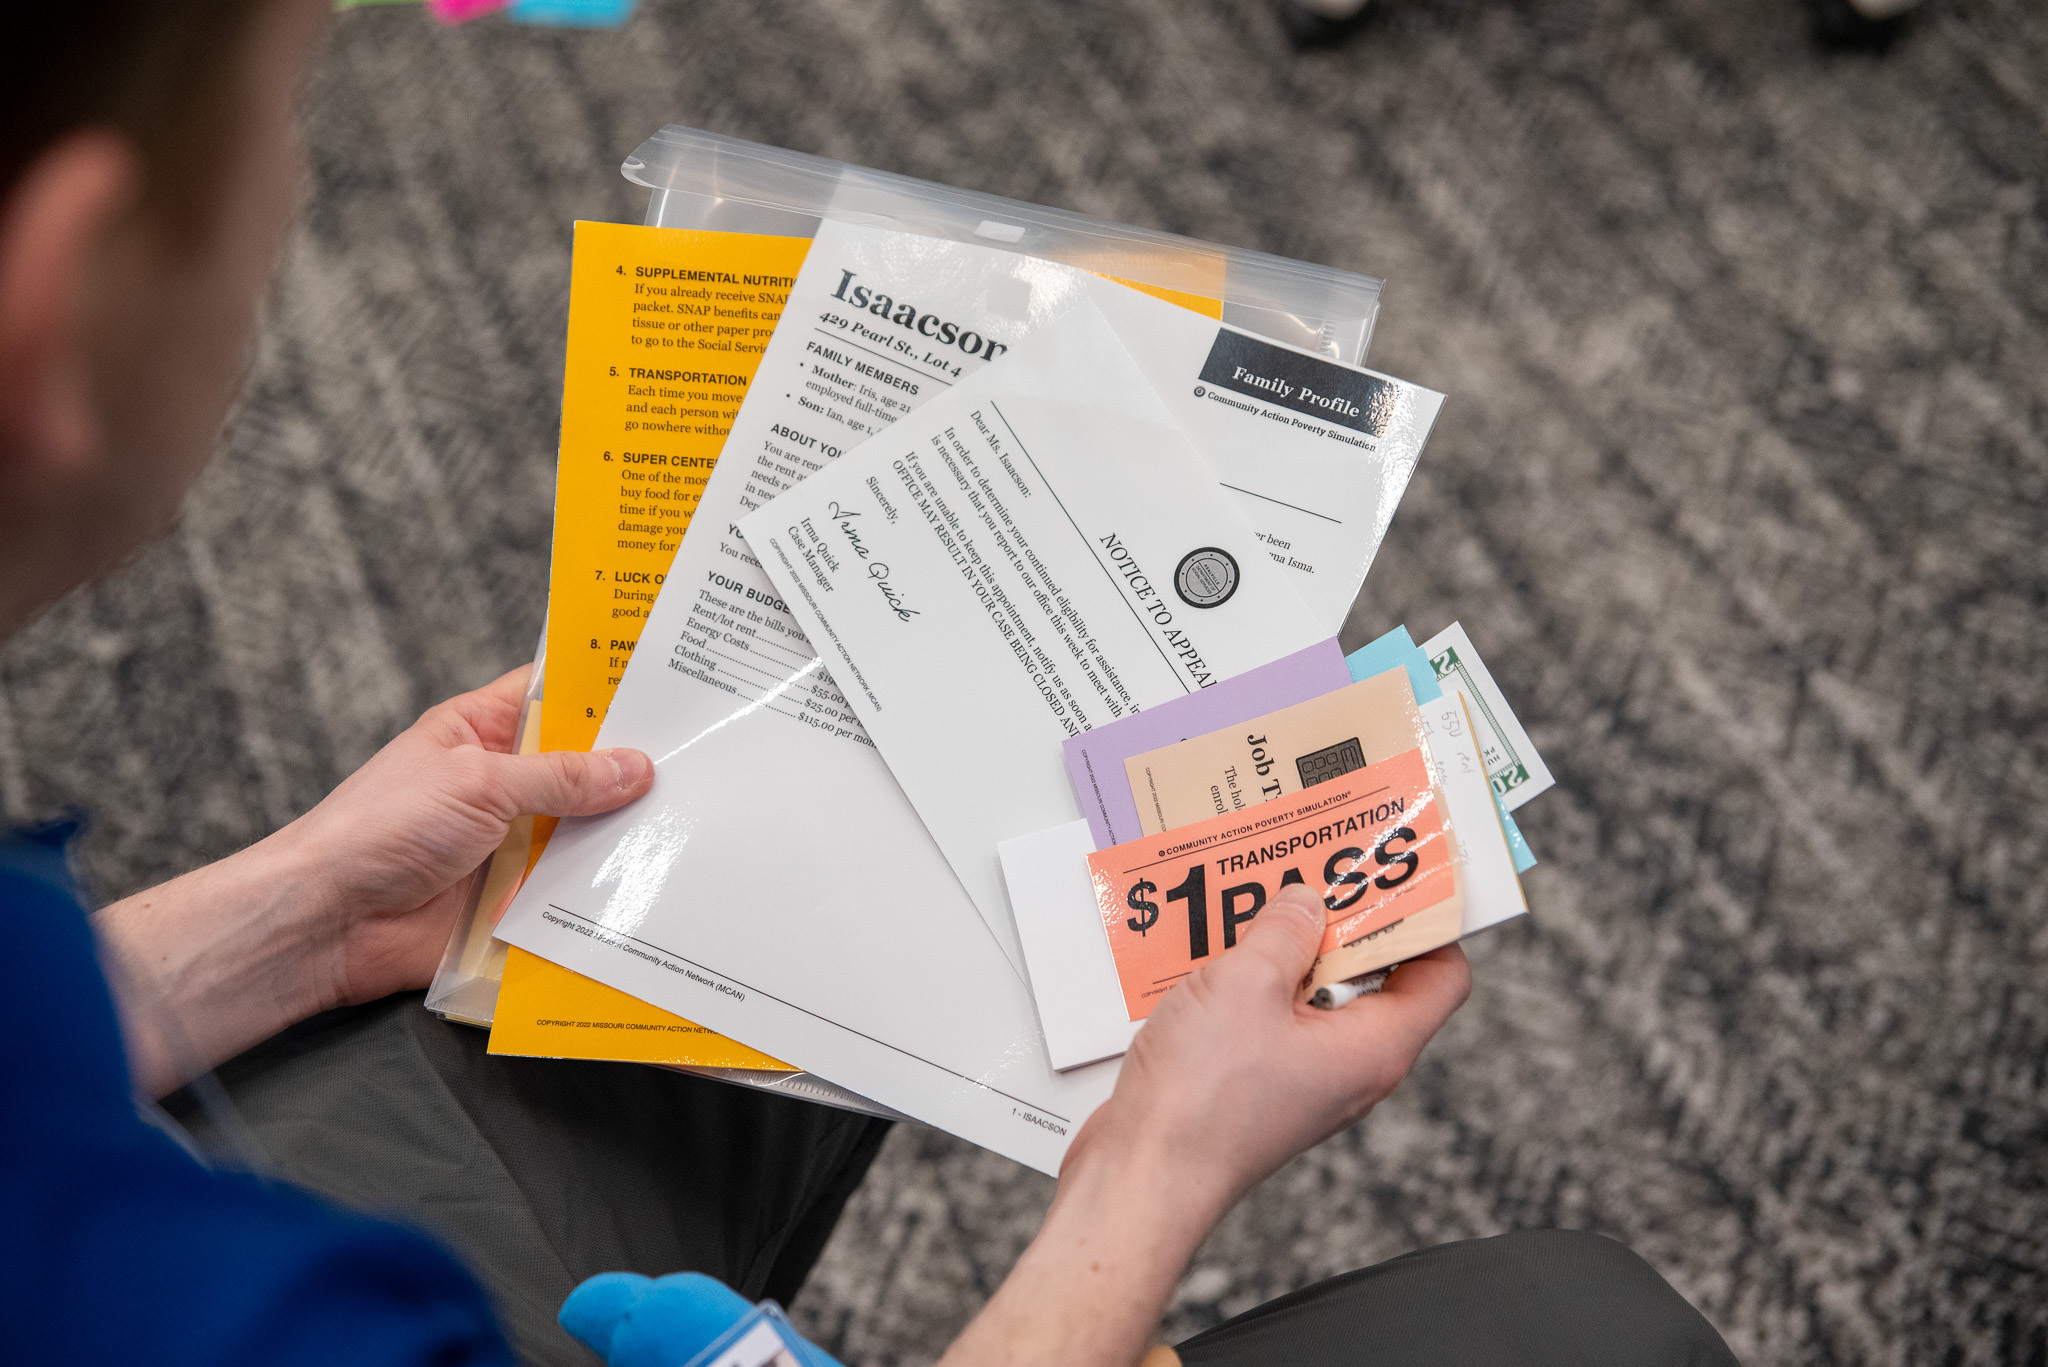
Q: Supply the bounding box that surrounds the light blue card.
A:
[1343,625,1439,703]
[1492,796,1537,874]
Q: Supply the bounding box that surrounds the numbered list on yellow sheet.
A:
[490,221,808,1068]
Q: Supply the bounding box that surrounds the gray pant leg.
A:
[1177,1229,1739,1367]
[165,993,891,1367]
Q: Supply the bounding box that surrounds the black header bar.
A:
[1196,329,1395,438]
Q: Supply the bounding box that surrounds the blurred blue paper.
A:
[507,0,634,26]
[1491,795,1537,873]
[1348,626,1536,874]
[1344,625,1440,704]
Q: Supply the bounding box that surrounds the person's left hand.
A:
[99,664,654,1093]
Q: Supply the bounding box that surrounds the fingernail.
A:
[606,749,653,788]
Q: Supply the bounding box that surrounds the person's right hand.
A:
[935,884,1471,1367]
[1066,883,1472,1223]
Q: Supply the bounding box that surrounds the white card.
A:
[1425,688,1530,937]
[1001,818,1136,1071]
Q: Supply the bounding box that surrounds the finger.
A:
[1378,944,1472,1022]
[482,746,654,818]
[1325,943,1471,1055]
[425,665,535,752]
[1203,882,1325,1003]
[471,663,537,707]
[1381,943,1471,1003]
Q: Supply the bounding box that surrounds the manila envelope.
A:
[1125,666,1425,837]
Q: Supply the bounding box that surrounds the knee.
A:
[1492,1227,1656,1278]
[1482,1229,1738,1364]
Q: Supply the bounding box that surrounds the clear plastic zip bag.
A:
[428,126,1388,1120]
[623,124,1380,364]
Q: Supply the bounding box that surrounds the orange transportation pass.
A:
[1087,745,1464,1019]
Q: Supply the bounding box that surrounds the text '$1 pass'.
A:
[1087,744,1460,1020]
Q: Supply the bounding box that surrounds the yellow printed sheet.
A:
[539,221,809,755]
[489,222,809,1066]
[492,222,1226,1066]
[490,946,789,1067]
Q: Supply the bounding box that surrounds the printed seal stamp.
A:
[1174,547,1240,608]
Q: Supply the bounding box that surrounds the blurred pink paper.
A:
[428,0,510,23]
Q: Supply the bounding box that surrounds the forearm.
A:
[938,1132,1228,1367]
[93,827,337,1097]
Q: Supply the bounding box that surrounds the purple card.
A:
[1062,638,1352,848]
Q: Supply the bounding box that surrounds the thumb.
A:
[481,747,654,819]
[1216,881,1326,1000]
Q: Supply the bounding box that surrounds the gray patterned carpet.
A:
[2,0,2043,1362]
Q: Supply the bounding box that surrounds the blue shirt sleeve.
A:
[0,823,513,1366]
